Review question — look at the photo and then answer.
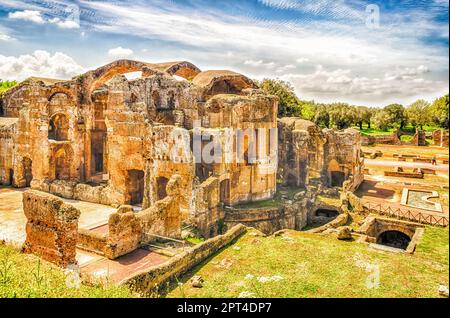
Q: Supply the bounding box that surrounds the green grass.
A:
[0,243,137,298]
[167,226,449,298]
[355,127,394,136]
[400,135,413,142]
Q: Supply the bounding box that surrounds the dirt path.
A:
[365,159,449,172]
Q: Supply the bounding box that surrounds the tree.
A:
[313,104,330,128]
[354,106,372,129]
[257,78,302,117]
[0,80,17,94]
[429,94,449,129]
[299,100,316,121]
[328,103,355,130]
[406,99,430,130]
[372,109,391,131]
[383,103,407,129]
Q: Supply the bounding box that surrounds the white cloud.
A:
[108,46,134,58]
[280,64,446,106]
[8,9,79,29]
[8,10,45,24]
[0,33,14,41]
[49,17,80,29]
[0,50,85,81]
[276,64,296,73]
[244,60,276,69]
[296,57,309,63]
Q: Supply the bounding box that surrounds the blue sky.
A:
[0,0,448,106]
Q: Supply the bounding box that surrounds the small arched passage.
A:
[328,159,344,187]
[220,179,230,205]
[127,170,145,205]
[22,157,33,187]
[156,176,169,201]
[55,148,71,180]
[315,208,339,218]
[48,113,69,141]
[377,230,411,250]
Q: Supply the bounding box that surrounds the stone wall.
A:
[224,206,296,234]
[0,118,17,185]
[433,130,449,147]
[22,190,80,267]
[0,59,279,241]
[278,118,364,190]
[78,174,186,259]
[123,224,246,294]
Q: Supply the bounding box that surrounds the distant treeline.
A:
[256,78,449,130]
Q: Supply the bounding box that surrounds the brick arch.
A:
[192,70,257,99]
[152,61,201,80]
[47,87,76,103]
[82,59,158,94]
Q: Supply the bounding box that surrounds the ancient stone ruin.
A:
[0,59,364,262]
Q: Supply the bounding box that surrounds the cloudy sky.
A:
[0,0,448,106]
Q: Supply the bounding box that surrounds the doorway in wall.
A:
[22,157,33,187]
[156,176,169,201]
[127,170,145,205]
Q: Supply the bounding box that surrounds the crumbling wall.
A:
[124,224,246,294]
[0,118,17,185]
[22,190,80,267]
[433,130,449,147]
[278,118,363,190]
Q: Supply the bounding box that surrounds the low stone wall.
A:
[22,190,80,267]
[361,134,393,146]
[123,224,246,294]
[77,228,107,255]
[224,206,296,235]
[384,171,423,178]
[343,191,365,214]
[31,179,123,207]
[78,175,185,259]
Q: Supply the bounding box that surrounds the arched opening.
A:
[328,159,344,187]
[91,93,107,180]
[167,91,176,109]
[152,90,162,109]
[220,179,230,205]
[55,148,70,180]
[315,208,339,218]
[286,173,297,187]
[156,176,169,201]
[377,230,411,250]
[22,157,33,187]
[209,80,243,96]
[127,170,145,205]
[48,114,69,141]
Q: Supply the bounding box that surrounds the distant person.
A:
[431,156,437,165]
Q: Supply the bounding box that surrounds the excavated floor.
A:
[0,187,116,246]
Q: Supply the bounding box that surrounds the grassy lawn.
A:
[353,125,442,136]
[0,243,136,298]
[167,226,449,298]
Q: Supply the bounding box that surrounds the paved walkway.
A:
[365,159,449,172]
[78,248,170,285]
[0,187,116,246]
